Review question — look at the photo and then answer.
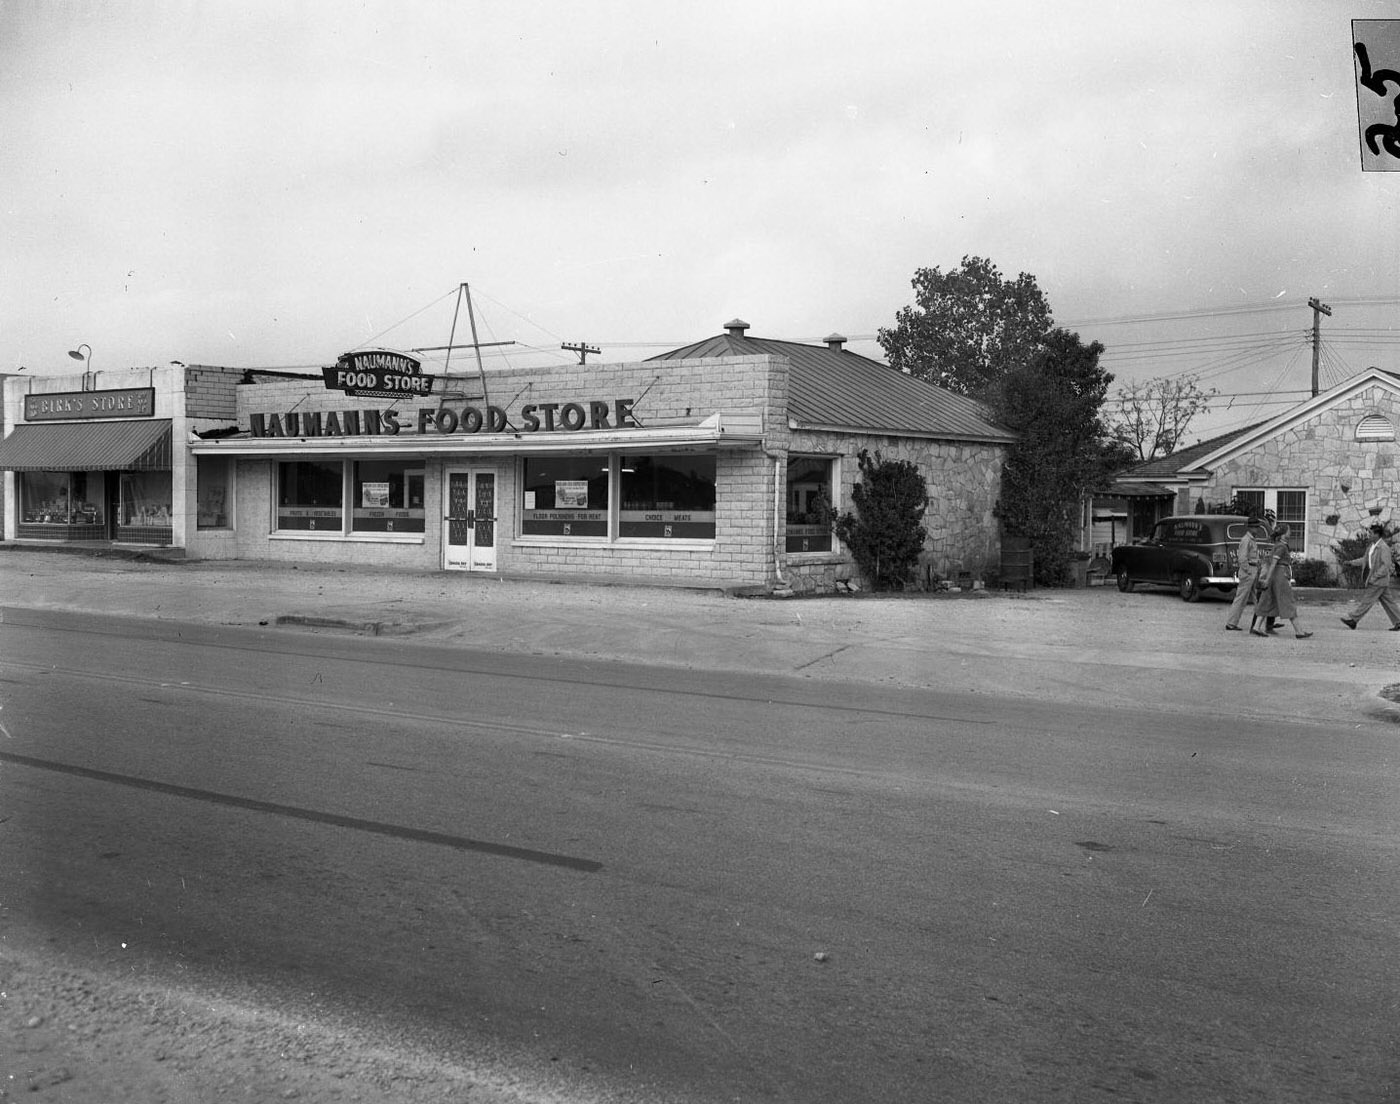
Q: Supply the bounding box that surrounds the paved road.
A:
[4,608,1400,1102]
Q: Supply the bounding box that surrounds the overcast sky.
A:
[3,1,1398,442]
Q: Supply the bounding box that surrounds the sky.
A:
[3,0,1399,445]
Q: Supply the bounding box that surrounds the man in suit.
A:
[1341,522,1400,630]
[1225,515,1265,631]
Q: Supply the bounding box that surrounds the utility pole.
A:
[1308,297,1332,397]
[562,342,601,365]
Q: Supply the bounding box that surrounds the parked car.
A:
[1110,514,1273,602]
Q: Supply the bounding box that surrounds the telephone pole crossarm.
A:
[1308,297,1332,397]
[562,342,601,365]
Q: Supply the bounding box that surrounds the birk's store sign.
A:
[24,387,156,421]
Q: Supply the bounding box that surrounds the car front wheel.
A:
[1179,575,1202,602]
[1116,570,1135,593]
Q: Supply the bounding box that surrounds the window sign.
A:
[362,481,391,508]
[556,480,589,508]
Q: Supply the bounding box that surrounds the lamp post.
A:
[67,343,93,391]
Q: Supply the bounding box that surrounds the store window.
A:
[276,460,344,532]
[118,471,173,542]
[18,471,105,537]
[352,460,425,534]
[786,456,836,553]
[619,454,716,539]
[197,456,232,529]
[521,455,609,537]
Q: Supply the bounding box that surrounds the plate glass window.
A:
[352,460,425,534]
[521,455,609,537]
[786,456,835,553]
[277,460,344,532]
[196,455,232,529]
[619,453,716,539]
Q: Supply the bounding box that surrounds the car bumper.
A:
[1203,575,1239,587]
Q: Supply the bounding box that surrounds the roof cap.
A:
[723,318,750,336]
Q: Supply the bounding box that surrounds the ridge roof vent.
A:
[724,318,750,337]
[824,333,846,351]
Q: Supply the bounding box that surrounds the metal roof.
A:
[648,329,1014,443]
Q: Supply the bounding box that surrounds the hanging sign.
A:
[323,349,435,397]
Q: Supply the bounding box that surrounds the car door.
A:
[1142,520,1175,582]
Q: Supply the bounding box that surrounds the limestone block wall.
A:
[1196,385,1400,565]
[783,428,1005,591]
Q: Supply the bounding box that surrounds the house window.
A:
[197,455,232,529]
[786,456,835,553]
[619,453,716,539]
[521,455,609,537]
[1235,488,1307,543]
[1356,414,1395,441]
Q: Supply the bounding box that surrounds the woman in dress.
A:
[1251,525,1312,638]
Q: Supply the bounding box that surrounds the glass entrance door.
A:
[443,468,498,572]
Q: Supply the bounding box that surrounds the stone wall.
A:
[783,428,1005,592]
[1196,384,1400,566]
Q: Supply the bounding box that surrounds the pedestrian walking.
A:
[1340,522,1400,630]
[1224,515,1266,631]
[1250,526,1312,638]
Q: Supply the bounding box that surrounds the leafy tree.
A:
[833,450,928,590]
[994,330,1125,585]
[878,255,1053,398]
[1107,374,1217,461]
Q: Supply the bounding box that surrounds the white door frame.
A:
[442,466,499,572]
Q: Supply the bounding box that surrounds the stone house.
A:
[1105,366,1400,571]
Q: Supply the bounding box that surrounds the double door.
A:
[443,468,498,572]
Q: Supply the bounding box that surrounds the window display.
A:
[118,471,173,542]
[19,471,105,537]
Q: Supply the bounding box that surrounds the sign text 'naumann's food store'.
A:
[248,398,638,438]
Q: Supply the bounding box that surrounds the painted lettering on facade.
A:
[24,388,156,422]
[249,399,638,439]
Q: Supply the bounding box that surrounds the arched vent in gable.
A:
[1356,414,1395,442]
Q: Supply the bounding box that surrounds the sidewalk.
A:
[1,546,1396,726]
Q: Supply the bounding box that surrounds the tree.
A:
[1107,374,1217,462]
[994,330,1126,585]
[833,450,929,590]
[877,255,1053,398]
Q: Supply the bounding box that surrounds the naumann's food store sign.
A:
[322,349,434,398]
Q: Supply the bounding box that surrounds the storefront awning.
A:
[190,411,766,459]
[0,420,173,472]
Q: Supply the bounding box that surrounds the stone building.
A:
[1109,366,1400,569]
[0,322,1015,593]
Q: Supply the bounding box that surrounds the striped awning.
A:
[0,420,173,471]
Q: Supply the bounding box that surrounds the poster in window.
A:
[556,480,589,509]
[362,481,390,508]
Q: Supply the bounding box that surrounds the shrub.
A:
[832,449,928,591]
[1292,558,1334,588]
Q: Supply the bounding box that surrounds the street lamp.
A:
[67,343,93,391]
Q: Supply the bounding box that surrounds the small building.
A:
[0,364,244,553]
[0,323,1014,591]
[1109,366,1400,569]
